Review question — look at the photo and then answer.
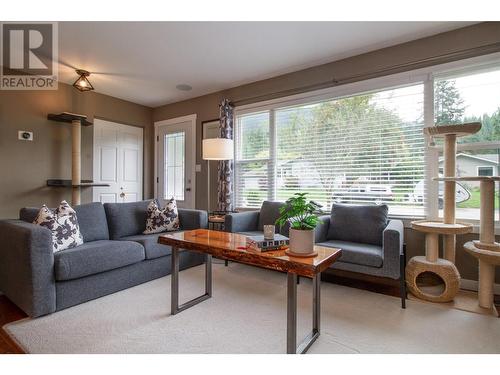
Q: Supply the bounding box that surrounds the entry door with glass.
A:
[157,120,195,209]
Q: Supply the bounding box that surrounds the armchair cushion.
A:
[224,211,259,233]
[318,240,383,268]
[257,201,285,231]
[327,204,388,246]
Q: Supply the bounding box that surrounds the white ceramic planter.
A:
[289,228,315,254]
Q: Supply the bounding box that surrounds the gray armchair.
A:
[224,201,288,237]
[315,204,406,308]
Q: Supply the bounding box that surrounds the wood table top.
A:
[158,229,342,277]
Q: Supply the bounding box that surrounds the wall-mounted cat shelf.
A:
[46,179,110,188]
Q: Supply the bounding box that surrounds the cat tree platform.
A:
[411,220,473,235]
[423,122,481,137]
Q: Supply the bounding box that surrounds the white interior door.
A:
[93,119,143,203]
[156,116,196,209]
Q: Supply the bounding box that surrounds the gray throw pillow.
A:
[327,204,388,246]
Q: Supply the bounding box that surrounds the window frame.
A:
[234,52,500,231]
[477,166,495,177]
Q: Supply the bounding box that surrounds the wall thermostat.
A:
[18,131,33,141]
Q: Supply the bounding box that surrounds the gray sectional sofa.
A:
[225,201,406,307]
[0,200,207,317]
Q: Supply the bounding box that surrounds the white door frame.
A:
[92,118,144,202]
[154,114,197,207]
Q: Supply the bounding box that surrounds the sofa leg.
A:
[400,247,407,309]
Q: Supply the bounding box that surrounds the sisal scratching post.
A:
[71,119,81,205]
[478,260,495,308]
[425,233,439,262]
[479,179,495,246]
[443,133,456,262]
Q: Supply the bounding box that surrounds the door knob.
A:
[186,188,191,192]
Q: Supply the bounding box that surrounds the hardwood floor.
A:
[0,295,26,354]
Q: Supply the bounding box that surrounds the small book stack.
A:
[246,234,289,252]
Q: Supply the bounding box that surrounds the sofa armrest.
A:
[224,211,260,233]
[178,209,208,230]
[0,220,56,317]
[315,215,330,243]
[382,219,404,279]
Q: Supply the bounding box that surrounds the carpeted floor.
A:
[4,263,500,354]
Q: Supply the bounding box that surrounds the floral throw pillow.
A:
[33,200,84,253]
[143,198,180,234]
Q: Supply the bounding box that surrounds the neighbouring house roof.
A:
[438,153,499,165]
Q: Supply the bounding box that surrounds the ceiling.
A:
[57,22,475,107]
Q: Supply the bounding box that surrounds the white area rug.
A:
[4,263,500,354]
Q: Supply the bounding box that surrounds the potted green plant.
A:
[276,193,322,256]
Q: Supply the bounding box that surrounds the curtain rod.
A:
[231,42,500,107]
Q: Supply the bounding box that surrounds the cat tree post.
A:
[479,179,495,245]
[443,133,457,263]
[72,118,82,205]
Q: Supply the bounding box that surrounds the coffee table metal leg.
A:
[287,272,297,353]
[171,247,212,315]
[286,272,321,354]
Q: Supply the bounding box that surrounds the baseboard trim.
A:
[460,278,500,295]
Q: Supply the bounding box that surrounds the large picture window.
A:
[236,84,426,216]
[235,55,500,222]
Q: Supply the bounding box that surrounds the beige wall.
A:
[0,82,153,219]
[153,22,500,283]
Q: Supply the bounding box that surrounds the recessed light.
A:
[176,84,192,91]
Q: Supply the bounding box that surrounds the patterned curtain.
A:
[217,99,234,212]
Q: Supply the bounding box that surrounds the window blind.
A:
[235,84,426,216]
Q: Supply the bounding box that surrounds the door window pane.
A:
[164,131,185,201]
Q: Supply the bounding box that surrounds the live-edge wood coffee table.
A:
[158,229,341,354]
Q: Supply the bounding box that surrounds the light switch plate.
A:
[195,164,202,172]
[18,131,33,141]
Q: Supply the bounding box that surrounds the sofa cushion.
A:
[72,202,109,242]
[258,201,285,231]
[121,233,173,260]
[104,200,151,239]
[327,204,388,246]
[318,240,383,268]
[20,202,109,242]
[54,240,145,281]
